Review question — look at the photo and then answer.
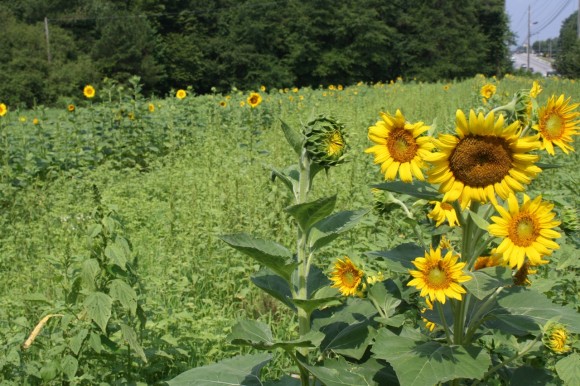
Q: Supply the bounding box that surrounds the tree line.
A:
[1,0,516,107]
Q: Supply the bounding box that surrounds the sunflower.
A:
[330,257,364,297]
[425,110,542,208]
[247,92,262,108]
[176,89,187,100]
[529,80,542,98]
[68,104,75,112]
[407,247,472,304]
[532,94,579,155]
[421,298,436,332]
[480,83,496,100]
[488,194,561,268]
[365,109,434,183]
[304,115,347,166]
[83,85,95,99]
[472,250,504,271]
[33,118,39,125]
[512,261,537,286]
[428,201,459,227]
[148,103,155,112]
[219,101,227,107]
[543,323,571,354]
[0,103,7,117]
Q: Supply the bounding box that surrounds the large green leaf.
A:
[251,269,295,311]
[555,353,580,386]
[109,279,137,315]
[285,195,337,233]
[83,291,112,333]
[365,243,424,273]
[228,320,322,351]
[120,323,147,362]
[300,357,378,386]
[372,329,491,386]
[509,366,556,385]
[280,119,304,156]
[463,266,512,300]
[492,287,580,334]
[309,209,369,252]
[372,181,440,200]
[220,233,296,282]
[81,258,100,290]
[167,353,272,386]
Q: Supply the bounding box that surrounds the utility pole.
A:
[44,17,52,64]
[527,5,531,69]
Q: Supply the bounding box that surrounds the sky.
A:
[506,0,578,45]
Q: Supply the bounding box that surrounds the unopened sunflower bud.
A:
[543,323,572,354]
[303,115,347,167]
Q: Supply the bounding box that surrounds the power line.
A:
[533,0,572,35]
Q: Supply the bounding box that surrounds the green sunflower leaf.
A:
[469,210,490,230]
[220,233,297,282]
[309,209,369,252]
[167,353,271,386]
[463,266,512,300]
[228,320,323,351]
[365,243,424,273]
[285,195,337,233]
[372,328,491,386]
[299,357,385,386]
[280,119,304,156]
[251,269,296,312]
[372,180,440,200]
[555,352,580,386]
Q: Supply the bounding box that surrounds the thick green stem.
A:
[436,302,453,344]
[464,287,504,344]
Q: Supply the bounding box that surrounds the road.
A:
[511,52,554,76]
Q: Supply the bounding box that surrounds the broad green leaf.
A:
[263,376,301,386]
[463,266,512,300]
[469,210,490,230]
[61,355,78,380]
[88,332,102,353]
[228,320,321,351]
[372,329,491,386]
[309,209,369,252]
[369,281,402,317]
[285,195,337,233]
[69,329,88,355]
[105,243,127,269]
[251,269,295,311]
[372,180,440,200]
[555,353,580,386]
[494,287,580,333]
[293,297,343,314]
[109,279,137,315]
[307,264,332,299]
[220,233,296,282]
[81,258,100,290]
[300,358,374,386]
[167,353,272,386]
[87,224,102,238]
[120,323,147,362]
[365,243,424,273]
[280,119,303,156]
[40,360,59,381]
[509,366,556,386]
[270,167,294,195]
[83,291,112,333]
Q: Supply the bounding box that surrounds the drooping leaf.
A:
[509,365,556,386]
[81,258,100,290]
[167,353,272,386]
[69,329,89,355]
[372,329,491,386]
[251,269,295,311]
[220,233,296,282]
[83,291,112,333]
[109,279,137,315]
[228,320,322,351]
[309,209,369,252]
[372,180,440,200]
[120,323,147,362]
[263,376,302,386]
[365,243,424,273]
[463,266,512,300]
[555,353,580,386]
[285,195,337,233]
[105,243,127,269]
[280,119,304,156]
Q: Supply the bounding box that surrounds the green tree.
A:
[554,11,580,77]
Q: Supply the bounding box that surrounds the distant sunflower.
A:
[247,92,262,108]
[488,194,561,268]
[529,80,542,98]
[407,247,472,304]
[428,201,459,227]
[68,104,75,112]
[543,323,571,354]
[533,94,579,155]
[421,298,436,332]
[480,83,496,100]
[426,110,542,208]
[148,103,155,112]
[176,89,187,100]
[83,85,95,99]
[219,101,227,107]
[33,118,39,125]
[330,257,364,297]
[0,103,7,117]
[365,109,434,183]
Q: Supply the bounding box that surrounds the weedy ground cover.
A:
[0,75,578,385]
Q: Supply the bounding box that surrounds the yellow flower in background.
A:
[328,84,336,90]
[0,103,7,117]
[543,323,572,354]
[260,85,266,92]
[365,109,434,183]
[426,110,541,208]
[68,104,75,112]
[480,84,496,100]
[19,116,26,123]
[83,85,95,98]
[472,250,504,271]
[330,257,364,297]
[247,92,262,108]
[529,80,542,98]
[428,201,459,227]
[421,298,436,332]
[488,194,561,269]
[33,118,39,125]
[533,94,579,155]
[176,89,187,99]
[219,101,227,107]
[408,246,472,304]
[512,261,537,286]
[148,103,155,112]
[292,87,299,93]
[337,85,343,91]
[443,84,450,91]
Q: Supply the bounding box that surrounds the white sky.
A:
[505,0,578,45]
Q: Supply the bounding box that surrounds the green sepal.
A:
[228,320,323,351]
[251,269,296,312]
[309,209,369,252]
[372,180,440,200]
[463,266,513,300]
[372,328,491,386]
[220,233,297,282]
[167,353,272,386]
[285,195,337,233]
[280,119,304,156]
[365,243,424,273]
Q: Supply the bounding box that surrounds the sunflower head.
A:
[428,201,459,227]
[247,92,263,108]
[473,250,504,271]
[512,260,537,286]
[0,103,7,117]
[407,246,472,304]
[83,85,96,99]
[480,83,496,101]
[533,94,579,155]
[68,104,75,112]
[303,115,348,167]
[543,323,572,354]
[176,89,187,100]
[148,103,155,112]
[330,256,364,297]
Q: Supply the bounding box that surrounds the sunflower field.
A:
[0,75,579,385]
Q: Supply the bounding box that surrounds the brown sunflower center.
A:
[543,113,564,139]
[387,128,418,162]
[449,135,512,187]
[508,213,539,246]
[249,96,258,104]
[342,269,360,288]
[440,202,453,211]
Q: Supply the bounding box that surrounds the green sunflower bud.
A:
[561,206,580,232]
[303,115,347,167]
[543,323,572,354]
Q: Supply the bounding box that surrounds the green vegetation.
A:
[0,76,578,384]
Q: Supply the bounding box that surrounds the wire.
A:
[533,0,573,35]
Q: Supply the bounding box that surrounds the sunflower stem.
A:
[464,287,504,344]
[436,301,453,345]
